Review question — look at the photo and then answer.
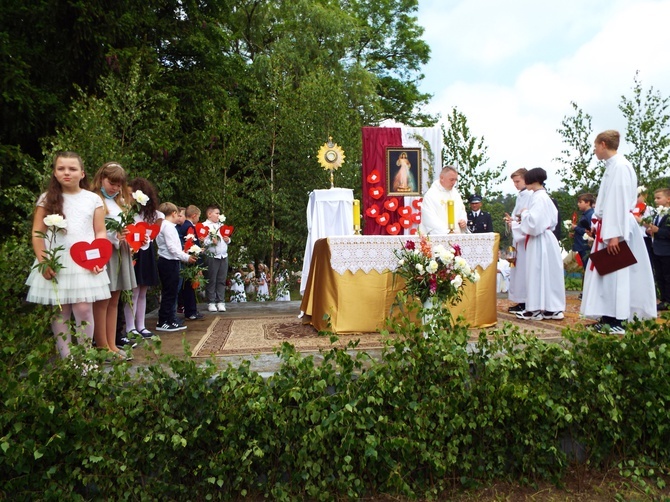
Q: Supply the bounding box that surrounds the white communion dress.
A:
[26,190,111,305]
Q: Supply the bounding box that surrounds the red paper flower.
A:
[369,186,384,200]
[366,170,381,184]
[383,197,399,212]
[365,204,380,218]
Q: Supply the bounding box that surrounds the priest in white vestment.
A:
[581,130,656,332]
[511,168,565,319]
[419,166,468,235]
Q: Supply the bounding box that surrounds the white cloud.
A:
[417,0,670,190]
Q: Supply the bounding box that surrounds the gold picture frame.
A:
[386,147,422,196]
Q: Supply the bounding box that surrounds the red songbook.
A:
[589,241,637,275]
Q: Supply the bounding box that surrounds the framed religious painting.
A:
[386,147,422,197]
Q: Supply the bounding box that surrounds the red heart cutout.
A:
[386,223,401,235]
[366,170,381,184]
[412,198,423,210]
[398,205,412,217]
[369,186,384,200]
[195,222,209,240]
[412,213,421,224]
[375,212,390,226]
[365,204,380,218]
[409,228,418,235]
[219,225,234,237]
[70,238,113,270]
[399,217,412,228]
[135,221,161,240]
[125,223,147,252]
[184,238,193,252]
[383,197,399,212]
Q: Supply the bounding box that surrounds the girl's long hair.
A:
[129,177,160,224]
[42,151,88,217]
[91,162,128,214]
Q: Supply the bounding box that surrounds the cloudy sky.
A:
[416,0,670,190]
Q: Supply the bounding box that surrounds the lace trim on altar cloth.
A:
[328,234,497,275]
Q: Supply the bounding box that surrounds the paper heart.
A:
[375,212,390,226]
[409,228,418,235]
[70,238,113,271]
[135,221,161,240]
[369,186,384,200]
[219,225,235,237]
[366,170,381,184]
[365,204,380,218]
[195,222,209,239]
[125,223,147,252]
[386,223,401,235]
[412,213,422,224]
[399,217,412,229]
[412,198,423,210]
[398,205,412,217]
[383,197,399,212]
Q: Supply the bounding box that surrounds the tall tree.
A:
[619,72,670,187]
[441,107,505,200]
[554,101,603,193]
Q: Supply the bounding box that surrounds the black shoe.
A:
[117,336,138,349]
[508,303,525,313]
[657,302,670,311]
[186,312,205,320]
[155,322,186,332]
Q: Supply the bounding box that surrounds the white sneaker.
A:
[208,303,218,312]
[217,302,226,312]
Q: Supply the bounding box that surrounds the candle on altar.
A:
[353,199,361,229]
[447,200,455,230]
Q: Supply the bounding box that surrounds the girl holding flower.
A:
[26,151,111,358]
[122,178,163,340]
[90,162,137,359]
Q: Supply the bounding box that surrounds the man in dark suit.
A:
[647,188,670,311]
[466,194,494,233]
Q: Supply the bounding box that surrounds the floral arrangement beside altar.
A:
[393,235,479,323]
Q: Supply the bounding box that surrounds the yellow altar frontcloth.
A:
[300,234,499,333]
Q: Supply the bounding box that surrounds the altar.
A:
[299,233,500,333]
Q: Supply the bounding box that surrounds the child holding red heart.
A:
[202,204,231,313]
[26,151,111,359]
[90,162,138,360]
[122,177,164,344]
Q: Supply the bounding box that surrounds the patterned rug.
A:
[191,300,584,357]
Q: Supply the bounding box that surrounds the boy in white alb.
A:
[581,130,656,333]
[155,202,196,332]
[504,168,531,313]
[203,204,231,312]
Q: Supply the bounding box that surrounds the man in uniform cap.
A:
[466,194,494,233]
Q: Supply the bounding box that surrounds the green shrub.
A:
[2,298,670,500]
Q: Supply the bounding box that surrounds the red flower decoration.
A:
[453,244,462,256]
[365,204,380,218]
[405,240,416,250]
[369,186,384,200]
[375,212,390,226]
[383,197,399,212]
[386,223,401,235]
[366,170,381,184]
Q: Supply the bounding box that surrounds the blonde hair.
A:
[158,201,178,216]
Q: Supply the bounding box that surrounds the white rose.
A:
[188,245,202,255]
[218,214,227,223]
[43,214,67,229]
[472,271,480,283]
[132,190,150,206]
[451,275,463,288]
[415,263,424,274]
[426,260,438,274]
[563,219,572,230]
[398,258,405,266]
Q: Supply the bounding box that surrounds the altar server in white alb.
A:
[419,165,468,234]
[511,167,565,320]
[504,168,532,313]
[581,130,656,334]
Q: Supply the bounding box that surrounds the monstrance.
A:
[317,137,345,188]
